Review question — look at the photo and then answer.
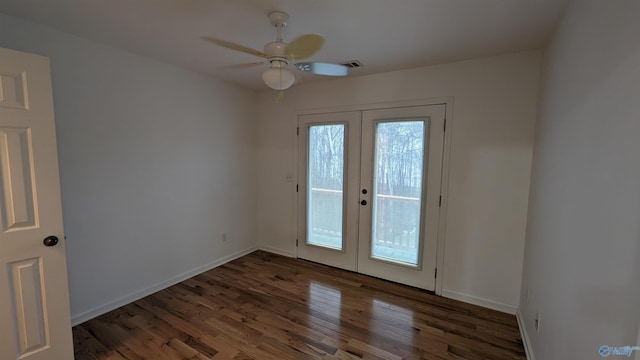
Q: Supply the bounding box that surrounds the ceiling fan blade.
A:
[295,62,348,76]
[221,62,266,70]
[286,34,324,60]
[202,36,268,59]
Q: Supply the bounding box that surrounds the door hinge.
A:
[439,195,442,207]
[435,268,438,278]
[296,239,299,247]
[296,184,299,192]
[296,127,299,136]
[443,118,447,132]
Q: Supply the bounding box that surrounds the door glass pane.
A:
[371,121,426,266]
[307,124,345,250]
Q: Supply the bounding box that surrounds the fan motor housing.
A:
[264,41,287,60]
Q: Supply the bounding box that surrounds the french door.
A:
[297,105,446,290]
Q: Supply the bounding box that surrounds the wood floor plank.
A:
[73,251,526,360]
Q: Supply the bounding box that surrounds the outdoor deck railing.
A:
[309,187,420,252]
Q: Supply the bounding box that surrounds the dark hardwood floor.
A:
[73,251,526,360]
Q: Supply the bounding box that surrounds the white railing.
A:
[309,187,421,254]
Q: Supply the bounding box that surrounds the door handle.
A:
[360,200,367,206]
[43,236,59,247]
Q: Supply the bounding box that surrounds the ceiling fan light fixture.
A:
[262,61,295,90]
[205,11,344,90]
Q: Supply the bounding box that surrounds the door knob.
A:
[43,236,59,247]
[360,200,367,206]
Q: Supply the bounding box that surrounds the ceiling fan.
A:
[204,11,348,90]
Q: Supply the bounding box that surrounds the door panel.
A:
[298,105,446,291]
[297,111,360,271]
[9,257,48,355]
[0,127,38,231]
[358,106,445,290]
[0,47,74,359]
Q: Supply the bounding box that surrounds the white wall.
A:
[0,14,258,324]
[519,1,640,359]
[256,51,541,313]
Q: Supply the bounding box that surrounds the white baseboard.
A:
[441,289,518,314]
[259,245,295,258]
[70,246,258,326]
[516,309,535,360]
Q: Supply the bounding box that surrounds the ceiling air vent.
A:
[340,60,363,68]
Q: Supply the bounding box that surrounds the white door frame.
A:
[295,97,453,295]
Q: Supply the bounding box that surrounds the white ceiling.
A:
[0,0,567,90]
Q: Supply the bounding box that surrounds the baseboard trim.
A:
[441,289,517,314]
[70,246,258,326]
[516,309,535,360]
[259,245,295,258]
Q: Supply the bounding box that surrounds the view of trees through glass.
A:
[307,124,345,249]
[306,121,426,265]
[371,121,426,265]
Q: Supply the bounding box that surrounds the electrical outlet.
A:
[221,233,228,242]
[534,311,541,332]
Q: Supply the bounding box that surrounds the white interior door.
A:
[0,47,74,359]
[297,105,446,291]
